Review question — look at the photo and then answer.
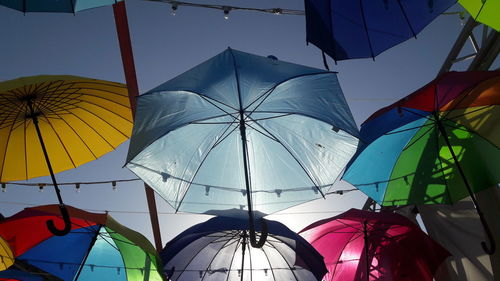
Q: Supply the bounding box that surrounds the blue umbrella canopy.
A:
[126,48,358,214]
[0,0,123,13]
[126,48,359,246]
[161,211,328,281]
[304,0,457,61]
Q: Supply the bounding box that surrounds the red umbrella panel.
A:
[299,209,450,281]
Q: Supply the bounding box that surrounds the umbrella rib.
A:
[23,118,28,180]
[396,0,417,37]
[43,94,133,128]
[224,233,244,281]
[259,242,277,281]
[44,106,98,159]
[245,115,326,197]
[42,96,131,141]
[265,239,301,281]
[383,122,433,136]
[0,109,23,180]
[193,231,240,281]
[38,113,77,168]
[243,72,335,114]
[174,122,237,212]
[443,105,493,122]
[401,123,435,151]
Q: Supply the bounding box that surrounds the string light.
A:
[147,0,305,16]
[75,183,81,193]
[171,1,178,15]
[1,183,5,192]
[112,181,117,191]
[223,6,230,20]
[38,184,45,192]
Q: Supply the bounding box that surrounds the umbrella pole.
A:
[27,99,71,236]
[240,231,248,281]
[238,114,268,248]
[434,114,495,254]
[113,1,163,252]
[363,221,370,281]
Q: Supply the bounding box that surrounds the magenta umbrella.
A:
[299,209,450,281]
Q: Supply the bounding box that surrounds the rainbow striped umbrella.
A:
[343,71,499,254]
[0,205,164,281]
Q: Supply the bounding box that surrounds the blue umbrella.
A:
[0,269,44,281]
[161,210,328,281]
[126,48,359,247]
[304,0,457,61]
[0,0,123,13]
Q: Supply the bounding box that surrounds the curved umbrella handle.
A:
[46,204,72,236]
[249,218,268,248]
[478,211,496,255]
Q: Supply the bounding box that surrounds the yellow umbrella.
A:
[0,236,14,271]
[0,75,133,235]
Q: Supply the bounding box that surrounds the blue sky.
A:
[0,0,495,245]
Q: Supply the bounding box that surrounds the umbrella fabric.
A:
[126,48,359,216]
[0,75,133,182]
[459,0,499,31]
[343,71,499,206]
[0,269,44,281]
[0,0,123,13]
[0,205,164,281]
[299,209,450,281]
[0,237,13,271]
[0,237,14,271]
[161,211,328,281]
[304,0,456,61]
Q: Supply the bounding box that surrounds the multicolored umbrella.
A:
[343,70,499,253]
[0,205,164,281]
[0,0,123,13]
[126,48,359,247]
[161,210,327,281]
[0,75,132,235]
[459,0,499,31]
[304,0,457,61]
[299,209,450,281]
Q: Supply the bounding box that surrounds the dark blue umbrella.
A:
[161,210,328,281]
[304,0,457,61]
[125,48,359,247]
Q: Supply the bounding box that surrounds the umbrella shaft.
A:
[239,113,256,233]
[433,114,478,208]
[28,101,64,205]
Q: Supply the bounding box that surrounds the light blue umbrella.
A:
[126,48,359,247]
[0,0,123,13]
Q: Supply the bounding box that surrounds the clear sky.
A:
[0,0,496,246]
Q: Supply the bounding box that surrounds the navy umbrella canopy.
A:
[304,0,457,61]
[161,210,328,281]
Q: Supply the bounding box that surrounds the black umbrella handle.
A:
[478,208,496,255]
[249,218,268,248]
[46,204,72,236]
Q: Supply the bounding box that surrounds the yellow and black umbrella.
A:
[0,75,133,235]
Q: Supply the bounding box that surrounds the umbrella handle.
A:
[249,218,268,248]
[479,211,496,255]
[46,204,72,236]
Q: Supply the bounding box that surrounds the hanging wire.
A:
[147,0,305,16]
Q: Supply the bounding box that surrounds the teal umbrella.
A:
[0,0,123,13]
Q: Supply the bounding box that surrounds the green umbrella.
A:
[459,0,499,31]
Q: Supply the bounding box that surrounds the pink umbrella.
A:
[299,209,450,281]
